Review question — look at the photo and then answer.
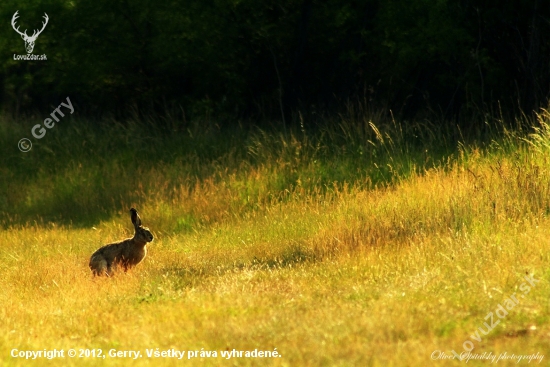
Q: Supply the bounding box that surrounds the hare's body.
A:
[89,238,148,276]
[89,208,153,276]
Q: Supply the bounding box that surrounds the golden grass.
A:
[2,116,550,365]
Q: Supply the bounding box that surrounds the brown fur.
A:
[89,208,154,276]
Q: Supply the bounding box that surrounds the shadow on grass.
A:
[142,244,319,296]
[0,200,125,229]
[1,113,487,230]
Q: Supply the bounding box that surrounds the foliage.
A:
[0,0,548,121]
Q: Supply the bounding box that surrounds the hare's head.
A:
[130,208,154,243]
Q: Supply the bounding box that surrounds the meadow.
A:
[1,107,550,366]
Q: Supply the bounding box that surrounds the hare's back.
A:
[92,240,128,258]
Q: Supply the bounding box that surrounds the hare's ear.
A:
[130,208,142,227]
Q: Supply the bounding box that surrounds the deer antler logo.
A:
[11,11,49,54]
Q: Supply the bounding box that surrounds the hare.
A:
[89,208,154,276]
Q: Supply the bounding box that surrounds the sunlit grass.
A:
[1,109,550,365]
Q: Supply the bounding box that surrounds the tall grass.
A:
[1,106,550,366]
[0,106,460,228]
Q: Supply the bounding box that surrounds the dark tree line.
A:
[0,0,548,123]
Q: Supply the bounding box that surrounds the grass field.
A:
[1,108,550,366]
